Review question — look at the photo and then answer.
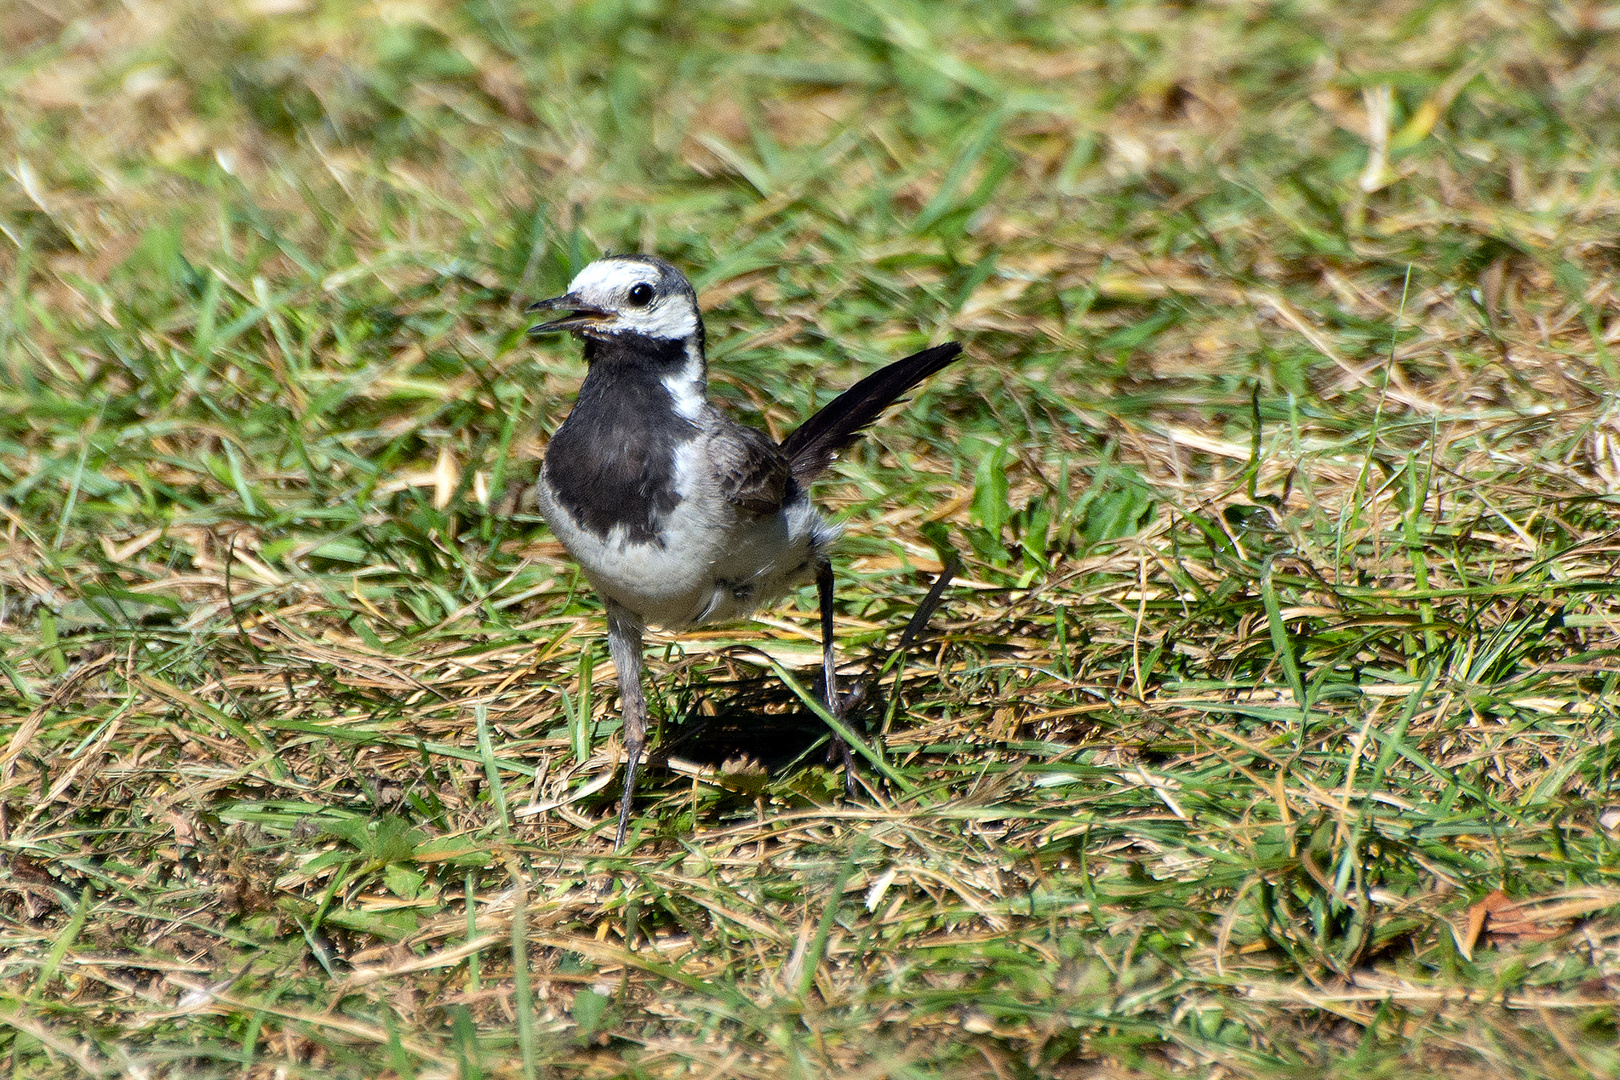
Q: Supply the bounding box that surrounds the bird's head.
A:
[527,255,700,343]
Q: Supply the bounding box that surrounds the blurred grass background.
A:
[6,0,1620,1076]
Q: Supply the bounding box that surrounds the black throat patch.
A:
[542,335,699,546]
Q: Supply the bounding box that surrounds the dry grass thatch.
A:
[5,0,1620,1076]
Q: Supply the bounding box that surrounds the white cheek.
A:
[629,302,698,340]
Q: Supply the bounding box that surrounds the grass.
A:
[4,0,1620,1075]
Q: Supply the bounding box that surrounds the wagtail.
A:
[528,255,961,846]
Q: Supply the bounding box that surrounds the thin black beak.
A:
[526,293,610,335]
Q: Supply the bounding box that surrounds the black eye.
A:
[627,283,654,306]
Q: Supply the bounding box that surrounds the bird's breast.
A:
[540,370,697,546]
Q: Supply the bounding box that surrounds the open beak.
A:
[526,293,611,334]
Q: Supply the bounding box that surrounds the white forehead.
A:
[568,259,665,299]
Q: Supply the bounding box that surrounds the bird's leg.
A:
[605,601,647,848]
[817,559,857,794]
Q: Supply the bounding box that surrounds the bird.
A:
[527,254,962,846]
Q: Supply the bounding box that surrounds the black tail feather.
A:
[781,342,963,483]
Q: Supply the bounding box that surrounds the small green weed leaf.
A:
[1075,466,1156,546]
[971,440,1011,538]
[319,815,426,863]
[309,536,370,563]
[570,989,616,1044]
[323,907,419,940]
[383,863,426,900]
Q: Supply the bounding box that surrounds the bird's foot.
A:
[822,682,865,797]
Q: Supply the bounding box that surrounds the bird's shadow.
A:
[654,673,879,774]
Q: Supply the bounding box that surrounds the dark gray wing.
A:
[709,420,792,516]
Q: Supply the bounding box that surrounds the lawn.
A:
[4,1,1620,1076]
